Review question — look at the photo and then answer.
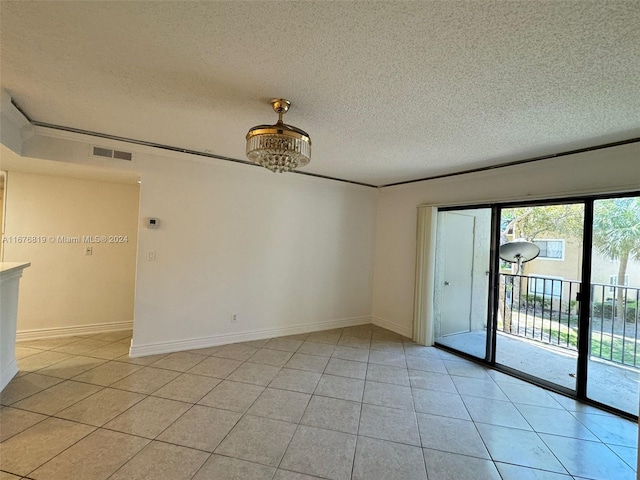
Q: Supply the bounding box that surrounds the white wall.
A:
[3,169,139,335]
[132,152,377,353]
[18,131,378,354]
[372,142,640,337]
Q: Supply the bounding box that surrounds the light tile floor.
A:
[1,324,637,480]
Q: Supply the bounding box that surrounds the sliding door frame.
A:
[433,204,493,362]
[491,198,585,401]
[431,190,640,420]
[576,200,594,399]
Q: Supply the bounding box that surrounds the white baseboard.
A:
[372,316,412,339]
[16,321,133,342]
[0,359,18,392]
[130,316,372,357]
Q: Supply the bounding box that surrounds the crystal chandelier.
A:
[246,99,311,173]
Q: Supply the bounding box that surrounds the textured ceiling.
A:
[1,1,639,185]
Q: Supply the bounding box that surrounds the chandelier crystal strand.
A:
[246,99,311,173]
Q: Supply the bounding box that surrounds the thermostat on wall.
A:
[146,217,160,229]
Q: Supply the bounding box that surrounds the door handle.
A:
[444,281,450,286]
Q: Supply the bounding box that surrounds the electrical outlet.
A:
[231,314,238,323]
[85,246,92,256]
[147,251,156,261]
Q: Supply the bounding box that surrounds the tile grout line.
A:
[206,337,300,477]
[23,416,98,478]
[4,326,637,479]
[410,357,431,480]
[220,336,306,477]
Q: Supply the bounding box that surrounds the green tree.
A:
[592,197,640,322]
[501,204,584,244]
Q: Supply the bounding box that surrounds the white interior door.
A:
[441,212,475,336]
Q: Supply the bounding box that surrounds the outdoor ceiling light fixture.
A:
[246,98,311,173]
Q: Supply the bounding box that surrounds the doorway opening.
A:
[434,207,491,360]
[2,160,140,340]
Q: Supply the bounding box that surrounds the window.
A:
[608,274,629,292]
[528,275,563,297]
[534,239,564,260]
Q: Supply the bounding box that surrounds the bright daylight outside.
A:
[497,197,640,415]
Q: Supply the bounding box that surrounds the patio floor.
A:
[437,330,640,417]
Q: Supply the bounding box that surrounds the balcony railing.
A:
[498,274,640,368]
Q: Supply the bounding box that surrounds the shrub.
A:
[592,300,638,322]
[523,294,551,309]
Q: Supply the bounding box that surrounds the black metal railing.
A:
[498,274,640,368]
[590,281,640,367]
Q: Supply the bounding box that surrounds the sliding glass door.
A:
[432,193,640,417]
[434,208,492,359]
[587,196,640,415]
[495,203,584,393]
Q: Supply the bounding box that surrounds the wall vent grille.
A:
[92,146,132,161]
[112,150,133,161]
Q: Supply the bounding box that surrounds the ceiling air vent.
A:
[92,146,133,161]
